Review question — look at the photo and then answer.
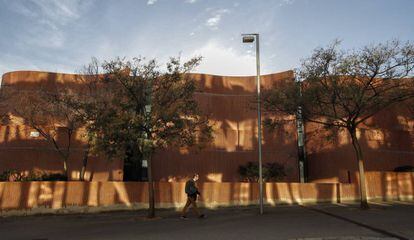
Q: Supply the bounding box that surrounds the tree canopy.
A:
[62,56,212,217]
[263,40,414,208]
[69,57,213,159]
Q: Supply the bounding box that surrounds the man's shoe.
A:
[198,214,205,219]
[180,216,188,220]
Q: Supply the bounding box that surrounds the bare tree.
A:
[46,86,87,180]
[6,86,83,179]
[0,87,8,123]
[263,40,414,208]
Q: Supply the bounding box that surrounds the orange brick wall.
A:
[0,172,412,215]
[1,70,413,183]
[306,104,414,182]
[0,70,299,182]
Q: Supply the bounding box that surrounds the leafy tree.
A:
[263,40,414,208]
[73,56,212,218]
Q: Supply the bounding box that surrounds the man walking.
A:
[181,173,205,219]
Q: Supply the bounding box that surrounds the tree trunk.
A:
[349,127,369,209]
[48,137,69,180]
[63,158,69,180]
[80,147,89,181]
[146,152,155,218]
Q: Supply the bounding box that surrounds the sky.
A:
[0,0,413,79]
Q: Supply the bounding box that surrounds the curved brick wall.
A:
[3,70,411,183]
[0,70,299,182]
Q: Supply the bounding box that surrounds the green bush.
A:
[238,161,286,182]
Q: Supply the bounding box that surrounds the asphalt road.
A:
[0,201,413,240]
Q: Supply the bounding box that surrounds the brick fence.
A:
[0,172,412,216]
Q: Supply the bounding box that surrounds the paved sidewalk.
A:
[0,201,413,240]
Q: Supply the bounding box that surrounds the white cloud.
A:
[279,0,295,6]
[188,41,256,76]
[205,9,229,30]
[185,0,198,3]
[147,0,158,5]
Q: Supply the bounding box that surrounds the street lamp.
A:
[242,33,264,215]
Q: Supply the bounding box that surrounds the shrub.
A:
[394,165,414,172]
[41,173,68,181]
[0,169,24,181]
[264,162,287,181]
[238,162,259,182]
[0,170,68,181]
[238,161,286,182]
[0,169,12,181]
[24,171,42,181]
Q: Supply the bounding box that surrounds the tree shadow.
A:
[0,72,123,181]
[305,101,414,183]
[152,71,299,183]
[0,70,344,212]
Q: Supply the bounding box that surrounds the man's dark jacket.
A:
[185,179,200,197]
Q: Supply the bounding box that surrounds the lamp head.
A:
[242,35,255,43]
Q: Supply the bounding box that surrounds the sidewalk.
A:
[0,201,413,240]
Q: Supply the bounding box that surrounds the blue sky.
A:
[1,0,413,78]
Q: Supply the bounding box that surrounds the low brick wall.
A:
[0,172,413,216]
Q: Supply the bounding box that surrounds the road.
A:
[0,201,413,240]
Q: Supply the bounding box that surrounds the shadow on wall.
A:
[0,181,363,212]
[306,102,414,183]
[151,72,300,182]
[0,70,299,183]
[0,119,122,181]
[0,72,123,181]
[0,181,147,211]
[0,173,413,214]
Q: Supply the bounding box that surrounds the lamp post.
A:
[242,33,264,215]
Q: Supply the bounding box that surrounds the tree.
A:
[0,87,8,123]
[263,40,414,209]
[5,85,83,179]
[45,86,89,180]
[74,56,212,218]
